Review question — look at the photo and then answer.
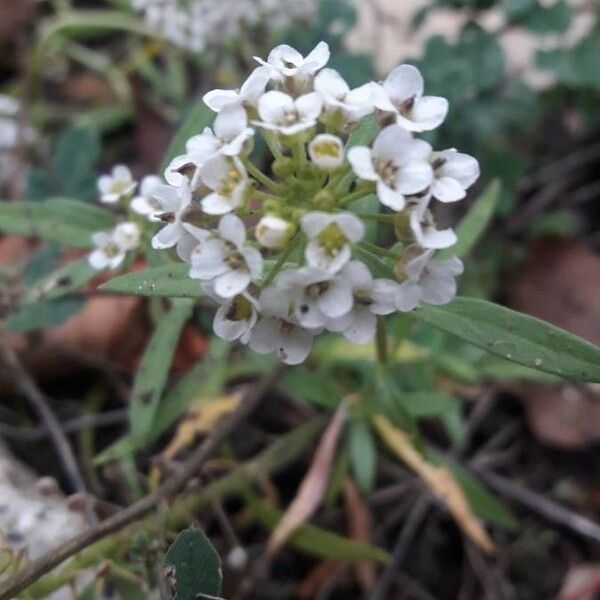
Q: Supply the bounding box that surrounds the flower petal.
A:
[218,213,246,247]
[348,146,378,181]
[383,64,424,104]
[431,176,466,203]
[214,269,251,298]
[152,223,181,249]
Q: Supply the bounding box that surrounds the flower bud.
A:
[272,157,295,178]
[255,215,294,249]
[308,134,344,170]
[312,189,336,210]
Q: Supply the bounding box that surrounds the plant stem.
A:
[261,130,283,160]
[375,318,389,369]
[261,233,300,287]
[338,188,374,206]
[243,158,280,193]
[358,241,400,260]
[356,213,396,223]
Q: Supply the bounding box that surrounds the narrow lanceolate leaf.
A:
[247,496,389,564]
[24,258,97,303]
[373,415,494,553]
[94,341,231,465]
[7,298,84,333]
[130,299,193,443]
[163,527,222,600]
[0,198,116,247]
[438,180,501,260]
[348,421,377,493]
[268,401,348,556]
[160,101,214,172]
[416,297,600,382]
[100,264,203,298]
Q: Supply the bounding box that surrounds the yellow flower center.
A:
[219,167,242,197]
[226,295,253,322]
[316,222,347,257]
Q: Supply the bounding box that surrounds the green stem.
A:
[261,130,284,160]
[292,138,306,167]
[253,190,280,203]
[358,241,401,260]
[338,188,374,206]
[261,233,301,288]
[376,318,389,369]
[242,158,280,193]
[355,213,396,223]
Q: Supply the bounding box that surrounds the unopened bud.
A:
[255,215,294,249]
[308,134,344,170]
[272,157,294,178]
[313,189,336,210]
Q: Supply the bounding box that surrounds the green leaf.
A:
[438,180,500,259]
[247,496,389,564]
[40,10,155,46]
[399,392,465,448]
[24,258,97,303]
[100,264,203,298]
[536,25,600,88]
[0,198,116,247]
[348,421,376,493]
[445,462,519,531]
[346,114,378,149]
[518,0,571,33]
[160,101,214,172]
[278,367,340,409]
[416,297,600,382]
[129,299,193,443]
[53,126,100,201]
[7,298,84,332]
[163,527,222,600]
[476,355,559,382]
[95,341,231,465]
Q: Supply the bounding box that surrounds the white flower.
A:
[164,154,200,189]
[276,266,353,329]
[254,91,322,136]
[199,155,249,215]
[150,183,193,251]
[301,211,364,273]
[314,68,374,123]
[327,261,399,343]
[131,175,163,221]
[204,284,259,344]
[203,66,270,112]
[348,124,433,211]
[249,286,315,365]
[186,103,254,160]
[188,214,262,298]
[430,149,480,203]
[409,195,457,249]
[97,165,136,204]
[395,250,463,311]
[88,222,140,271]
[372,64,448,132]
[308,134,344,170]
[254,41,330,80]
[255,215,293,249]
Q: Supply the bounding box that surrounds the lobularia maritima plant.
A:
[90,41,480,365]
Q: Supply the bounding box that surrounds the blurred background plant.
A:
[0,1,599,599]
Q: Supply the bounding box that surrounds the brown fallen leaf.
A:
[558,563,600,600]
[161,392,243,460]
[373,415,494,554]
[267,400,348,555]
[510,238,600,449]
[298,560,340,599]
[343,478,376,593]
[0,0,34,43]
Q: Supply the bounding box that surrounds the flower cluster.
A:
[131,0,317,52]
[91,41,479,364]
